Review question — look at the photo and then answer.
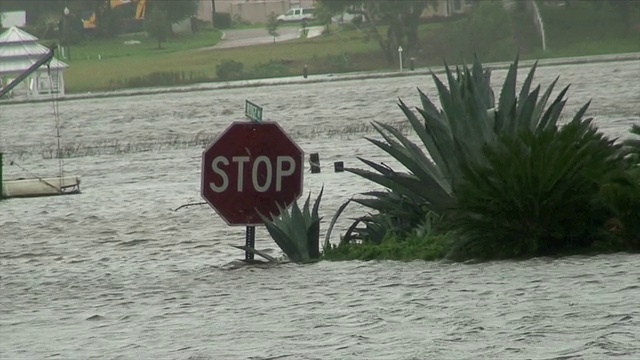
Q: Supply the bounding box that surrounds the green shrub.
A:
[625,124,640,165]
[216,59,244,81]
[538,1,634,49]
[596,125,640,251]
[249,60,290,78]
[212,12,232,29]
[596,169,640,251]
[324,232,453,261]
[111,71,212,89]
[436,1,516,62]
[343,54,635,260]
[346,55,565,219]
[450,118,628,260]
[342,190,444,245]
[325,52,350,72]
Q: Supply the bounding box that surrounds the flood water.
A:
[1,58,640,359]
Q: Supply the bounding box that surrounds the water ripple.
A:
[1,60,640,359]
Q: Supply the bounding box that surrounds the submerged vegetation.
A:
[260,55,640,263]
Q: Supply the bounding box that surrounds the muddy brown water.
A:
[1,59,639,359]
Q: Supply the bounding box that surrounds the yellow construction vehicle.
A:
[82,0,147,30]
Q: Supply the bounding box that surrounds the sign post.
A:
[244,100,261,260]
[201,101,303,261]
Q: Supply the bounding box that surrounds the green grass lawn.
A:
[525,38,640,60]
[58,29,223,62]
[59,9,638,94]
[63,26,382,93]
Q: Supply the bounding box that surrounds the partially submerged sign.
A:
[201,121,304,226]
[245,100,263,123]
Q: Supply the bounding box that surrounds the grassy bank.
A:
[57,29,223,93]
[60,1,639,94]
[63,21,431,92]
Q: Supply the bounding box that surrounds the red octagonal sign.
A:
[201,121,304,226]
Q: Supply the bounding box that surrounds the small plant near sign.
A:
[258,187,323,263]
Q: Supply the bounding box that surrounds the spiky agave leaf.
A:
[259,201,305,262]
[348,58,499,215]
[343,213,402,245]
[347,164,454,213]
[351,190,428,236]
[624,125,640,163]
[258,188,324,263]
[289,195,311,256]
[308,186,323,259]
[324,198,353,251]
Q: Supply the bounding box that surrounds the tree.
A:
[148,0,198,25]
[318,0,433,64]
[606,0,640,32]
[266,12,279,43]
[145,7,170,49]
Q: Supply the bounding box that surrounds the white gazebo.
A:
[0,26,68,98]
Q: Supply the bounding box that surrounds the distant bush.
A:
[249,60,290,78]
[431,1,516,62]
[326,52,350,72]
[212,12,232,29]
[110,71,212,89]
[539,1,637,49]
[216,60,244,81]
[215,60,293,81]
[324,234,454,261]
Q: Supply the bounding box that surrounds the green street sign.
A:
[245,100,263,123]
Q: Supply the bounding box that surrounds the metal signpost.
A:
[200,100,304,261]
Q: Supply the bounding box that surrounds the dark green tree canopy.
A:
[317,0,434,63]
[145,6,171,49]
[0,0,198,36]
[147,0,198,25]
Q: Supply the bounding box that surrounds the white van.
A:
[276,7,315,23]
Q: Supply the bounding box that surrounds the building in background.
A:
[197,0,317,24]
[0,26,68,99]
[0,10,27,28]
[195,0,470,25]
[422,0,474,18]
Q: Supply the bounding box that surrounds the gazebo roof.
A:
[0,26,39,44]
[0,26,68,76]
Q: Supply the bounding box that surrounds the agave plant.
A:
[343,55,583,249]
[595,124,640,251]
[341,188,429,244]
[347,55,579,217]
[624,124,640,165]
[451,118,628,259]
[258,187,323,263]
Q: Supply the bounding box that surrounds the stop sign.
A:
[201,121,304,226]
